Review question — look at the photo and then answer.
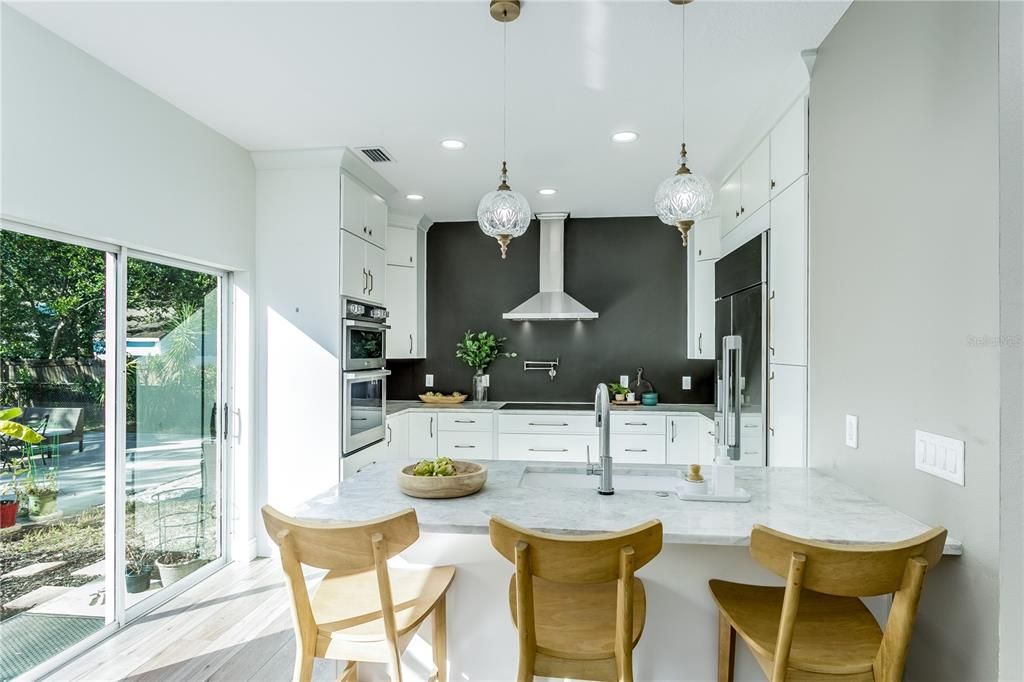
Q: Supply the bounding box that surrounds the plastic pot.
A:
[125,569,152,594]
[0,500,18,528]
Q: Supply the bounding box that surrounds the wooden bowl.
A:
[397,460,487,499]
[418,394,468,404]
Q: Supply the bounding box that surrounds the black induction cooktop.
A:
[498,402,593,411]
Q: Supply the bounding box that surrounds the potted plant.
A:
[155,549,206,587]
[125,541,154,594]
[609,383,630,402]
[455,330,517,402]
[0,409,45,527]
[24,467,59,518]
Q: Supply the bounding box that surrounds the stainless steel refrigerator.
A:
[714,233,768,465]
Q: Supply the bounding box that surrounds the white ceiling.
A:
[11,0,850,223]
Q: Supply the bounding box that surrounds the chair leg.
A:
[293,649,314,682]
[718,612,736,682]
[386,643,403,682]
[338,660,357,682]
[432,595,448,682]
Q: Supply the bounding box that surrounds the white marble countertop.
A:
[297,460,962,555]
[387,400,716,419]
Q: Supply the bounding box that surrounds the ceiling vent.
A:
[357,146,394,163]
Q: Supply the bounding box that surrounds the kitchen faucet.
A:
[593,383,614,495]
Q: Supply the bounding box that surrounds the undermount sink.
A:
[519,467,683,493]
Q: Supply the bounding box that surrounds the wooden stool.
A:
[709,524,947,682]
[489,516,664,682]
[262,506,455,682]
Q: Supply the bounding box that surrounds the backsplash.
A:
[387,216,716,404]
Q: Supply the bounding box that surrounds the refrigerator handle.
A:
[722,335,742,454]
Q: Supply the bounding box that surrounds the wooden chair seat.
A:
[508,576,646,660]
[709,579,881,677]
[315,564,455,643]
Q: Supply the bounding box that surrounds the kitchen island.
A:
[298,461,959,681]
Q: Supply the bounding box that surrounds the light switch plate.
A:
[915,430,965,486]
[845,415,858,448]
[425,374,434,387]
[681,376,692,390]
[619,375,630,387]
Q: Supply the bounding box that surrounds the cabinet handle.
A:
[625,448,648,453]
[528,447,569,453]
[409,256,413,264]
[743,423,759,429]
[529,422,569,427]
[367,270,374,294]
[770,179,777,190]
[363,225,368,234]
[698,332,703,354]
[453,445,476,449]
[768,371,775,435]
[409,334,413,354]
[429,417,434,438]
[624,422,647,426]
[735,210,740,218]
[362,268,368,294]
[671,420,677,443]
[454,419,476,424]
[740,206,745,214]
[369,228,373,236]
[386,425,392,445]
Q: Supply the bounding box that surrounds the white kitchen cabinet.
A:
[341,440,387,479]
[407,412,437,459]
[438,412,494,432]
[768,177,807,366]
[741,137,771,220]
[387,265,416,358]
[666,415,701,465]
[770,96,808,198]
[498,434,597,462]
[720,171,741,236]
[698,416,717,464]
[386,226,417,267]
[768,364,807,467]
[610,414,665,435]
[713,413,764,466]
[692,215,721,262]
[385,412,409,460]
[498,414,596,436]
[610,435,665,464]
[340,230,386,304]
[437,431,494,460]
[340,174,386,249]
[687,254,716,360]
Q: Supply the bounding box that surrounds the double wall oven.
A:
[341,297,390,456]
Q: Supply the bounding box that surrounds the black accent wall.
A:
[387,216,716,404]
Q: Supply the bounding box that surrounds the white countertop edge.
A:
[386,401,717,419]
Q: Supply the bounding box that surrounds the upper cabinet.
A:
[768,177,807,365]
[340,174,387,250]
[386,225,417,267]
[385,224,427,360]
[692,214,721,262]
[340,229,386,304]
[687,216,719,360]
[719,172,742,237]
[740,138,771,220]
[769,97,808,199]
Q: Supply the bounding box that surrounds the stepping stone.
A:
[1,585,69,611]
[71,560,105,577]
[1,560,66,579]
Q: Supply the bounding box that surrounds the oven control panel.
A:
[343,297,388,323]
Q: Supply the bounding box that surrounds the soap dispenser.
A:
[712,446,736,496]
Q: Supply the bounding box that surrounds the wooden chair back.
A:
[489,516,663,583]
[749,524,947,682]
[262,506,419,571]
[490,517,663,682]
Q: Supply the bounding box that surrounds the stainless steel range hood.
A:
[503,212,599,321]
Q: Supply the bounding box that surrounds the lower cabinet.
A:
[498,434,598,462]
[666,415,701,465]
[385,412,409,460]
[407,412,437,459]
[437,431,494,459]
[611,434,665,464]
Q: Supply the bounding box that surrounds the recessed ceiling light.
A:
[537,188,558,196]
[406,194,424,201]
[440,139,466,151]
[611,131,639,143]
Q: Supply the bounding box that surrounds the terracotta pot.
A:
[0,500,18,528]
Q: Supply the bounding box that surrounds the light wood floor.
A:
[45,559,341,682]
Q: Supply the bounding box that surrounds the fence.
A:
[0,358,105,430]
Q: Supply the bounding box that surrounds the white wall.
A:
[0,5,255,272]
[807,2,1002,679]
[1,5,259,557]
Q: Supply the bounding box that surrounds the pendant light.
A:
[477,0,531,259]
[654,0,713,246]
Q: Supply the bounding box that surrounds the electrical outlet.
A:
[681,376,692,390]
[619,375,629,387]
[845,415,858,448]
[425,374,434,387]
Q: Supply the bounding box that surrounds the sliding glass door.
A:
[0,223,230,678]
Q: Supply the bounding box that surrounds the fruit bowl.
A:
[397,460,487,499]
[418,393,468,404]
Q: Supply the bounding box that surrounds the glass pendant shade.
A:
[655,143,714,246]
[477,161,532,259]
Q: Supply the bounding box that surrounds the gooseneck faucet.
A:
[594,383,614,495]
